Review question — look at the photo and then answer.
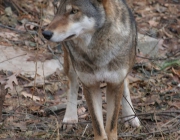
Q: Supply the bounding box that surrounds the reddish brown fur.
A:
[48,15,69,32]
[62,45,69,76]
[102,0,115,19]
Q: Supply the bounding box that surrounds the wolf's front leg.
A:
[122,78,140,127]
[63,72,79,124]
[63,46,79,124]
[63,75,79,123]
[105,82,124,140]
[83,83,107,140]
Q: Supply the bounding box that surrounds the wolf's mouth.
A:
[65,34,76,40]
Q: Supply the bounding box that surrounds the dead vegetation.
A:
[0,0,180,139]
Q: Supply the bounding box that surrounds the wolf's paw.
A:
[63,109,78,123]
[63,117,78,124]
[61,116,78,131]
[124,116,140,128]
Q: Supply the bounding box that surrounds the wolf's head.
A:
[42,0,106,42]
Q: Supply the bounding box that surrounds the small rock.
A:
[5,7,13,16]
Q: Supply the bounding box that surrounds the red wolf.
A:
[42,0,140,139]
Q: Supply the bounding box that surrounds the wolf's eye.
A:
[70,9,79,14]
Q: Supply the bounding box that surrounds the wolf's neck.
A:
[73,33,93,51]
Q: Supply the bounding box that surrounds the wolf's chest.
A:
[76,68,128,85]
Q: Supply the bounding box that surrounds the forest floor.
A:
[0,0,180,139]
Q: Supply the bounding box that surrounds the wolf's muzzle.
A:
[42,30,53,40]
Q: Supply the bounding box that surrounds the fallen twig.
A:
[0,53,27,63]
[44,100,83,115]
[0,23,26,34]
[118,127,179,138]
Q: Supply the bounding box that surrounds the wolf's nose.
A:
[42,30,53,40]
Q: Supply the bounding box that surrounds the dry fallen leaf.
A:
[0,75,6,84]
[5,72,19,90]
[0,32,19,41]
[148,20,159,27]
[12,122,27,131]
[29,104,41,112]
[78,106,86,116]
[21,91,42,101]
[172,67,180,78]
[168,101,180,109]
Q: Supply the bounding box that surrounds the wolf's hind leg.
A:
[83,83,107,140]
[105,82,124,140]
[122,78,140,127]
